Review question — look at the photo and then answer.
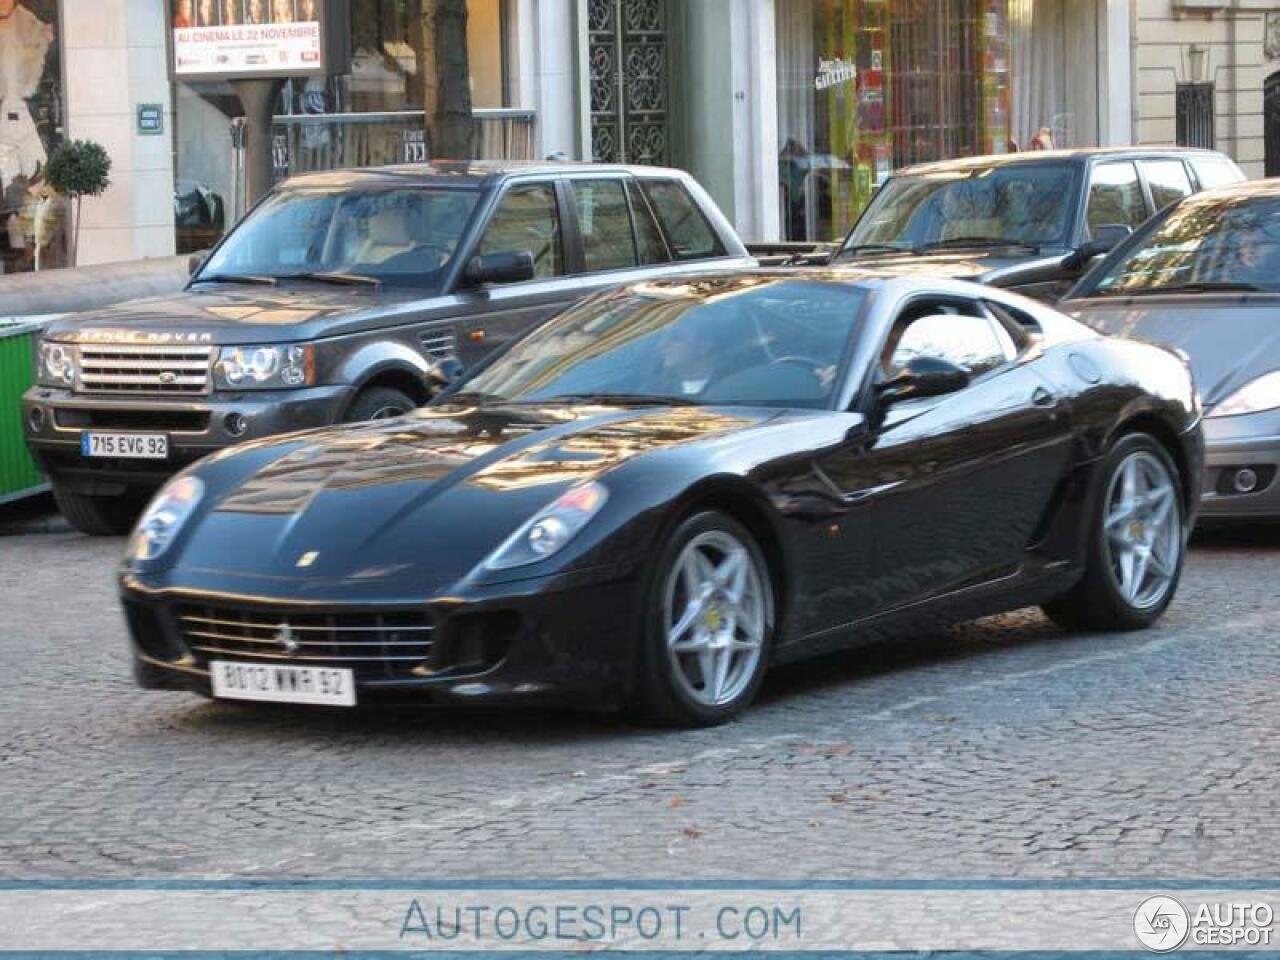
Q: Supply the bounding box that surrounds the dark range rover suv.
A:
[831,147,1243,302]
[23,162,751,534]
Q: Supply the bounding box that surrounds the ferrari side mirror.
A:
[876,355,970,405]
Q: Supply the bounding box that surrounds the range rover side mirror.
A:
[1068,223,1132,269]
[464,250,535,287]
[876,355,971,405]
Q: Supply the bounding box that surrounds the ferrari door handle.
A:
[1031,387,1056,407]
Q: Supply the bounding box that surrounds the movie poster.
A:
[171,0,325,79]
[0,0,65,273]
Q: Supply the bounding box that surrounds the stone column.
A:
[60,0,176,266]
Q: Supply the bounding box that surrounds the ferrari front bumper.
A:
[121,568,645,710]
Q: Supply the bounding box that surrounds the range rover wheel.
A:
[344,386,416,423]
[631,510,775,727]
[52,482,144,536]
[1042,432,1185,632]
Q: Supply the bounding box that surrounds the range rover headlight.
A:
[214,344,313,389]
[129,475,205,562]
[1208,371,1280,419]
[485,482,609,570]
[37,341,77,387]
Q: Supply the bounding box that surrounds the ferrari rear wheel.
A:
[1042,433,1185,632]
[631,511,775,727]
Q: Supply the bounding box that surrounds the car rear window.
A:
[640,179,726,262]
[1192,157,1245,189]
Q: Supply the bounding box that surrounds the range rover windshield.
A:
[839,162,1079,255]
[195,186,481,290]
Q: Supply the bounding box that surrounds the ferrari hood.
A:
[42,286,422,345]
[1065,294,1280,408]
[174,402,770,595]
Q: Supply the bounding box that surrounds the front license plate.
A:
[209,660,356,707]
[80,432,169,460]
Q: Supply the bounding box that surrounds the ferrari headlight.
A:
[1208,371,1280,418]
[128,475,205,561]
[214,344,313,389]
[485,482,609,570]
[37,340,77,387]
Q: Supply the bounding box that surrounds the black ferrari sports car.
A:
[120,271,1202,725]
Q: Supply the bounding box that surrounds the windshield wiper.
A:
[441,390,508,406]
[916,237,1040,253]
[533,392,701,407]
[838,243,912,257]
[191,273,278,286]
[280,271,382,289]
[1098,281,1272,297]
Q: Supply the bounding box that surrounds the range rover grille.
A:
[78,344,213,395]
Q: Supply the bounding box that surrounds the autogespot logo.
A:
[1134,896,1191,952]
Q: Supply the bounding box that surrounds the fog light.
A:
[1233,467,1259,494]
[27,406,44,432]
[223,412,248,437]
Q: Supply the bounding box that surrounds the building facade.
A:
[5,0,1276,276]
[1131,0,1280,179]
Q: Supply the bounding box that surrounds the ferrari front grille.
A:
[175,603,435,680]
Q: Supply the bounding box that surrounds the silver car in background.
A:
[1061,179,1280,519]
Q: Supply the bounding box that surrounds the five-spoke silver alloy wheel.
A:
[1103,450,1182,610]
[663,529,771,708]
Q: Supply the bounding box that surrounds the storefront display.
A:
[0,0,66,274]
[777,0,1104,242]
[173,0,514,254]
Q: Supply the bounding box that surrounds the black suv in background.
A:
[832,147,1244,301]
[23,162,752,534]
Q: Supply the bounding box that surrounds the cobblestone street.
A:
[2,528,1277,881]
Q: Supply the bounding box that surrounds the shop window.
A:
[478,183,563,279]
[570,180,638,272]
[1140,159,1194,212]
[640,179,724,261]
[0,0,66,274]
[1085,162,1146,239]
[173,0,518,255]
[1176,84,1215,151]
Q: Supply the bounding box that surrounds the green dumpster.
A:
[0,320,48,504]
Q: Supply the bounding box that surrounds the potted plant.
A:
[44,139,111,267]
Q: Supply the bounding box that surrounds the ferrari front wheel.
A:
[631,511,775,727]
[1042,432,1185,632]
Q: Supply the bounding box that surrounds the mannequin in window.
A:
[1031,127,1055,151]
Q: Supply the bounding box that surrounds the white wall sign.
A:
[170,0,338,81]
[814,57,857,91]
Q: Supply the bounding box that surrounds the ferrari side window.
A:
[886,312,1008,380]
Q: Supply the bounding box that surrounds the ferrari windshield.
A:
[459,277,867,410]
[1085,193,1280,296]
[839,162,1079,254]
[196,186,480,290]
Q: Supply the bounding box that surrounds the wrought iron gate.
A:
[587,0,668,163]
[1266,72,1280,178]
